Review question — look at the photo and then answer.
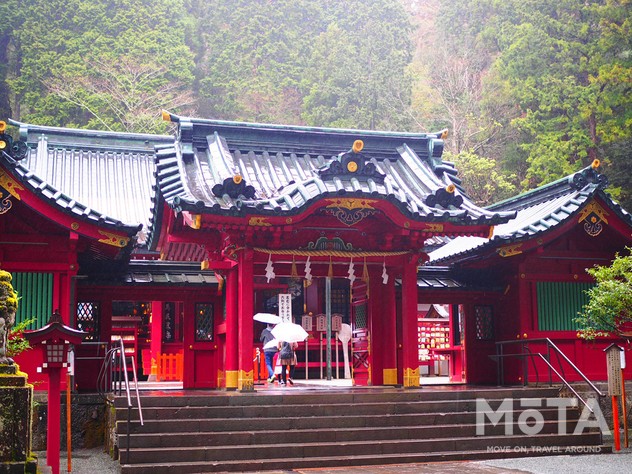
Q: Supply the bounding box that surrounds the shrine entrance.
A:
[417,303,464,384]
[252,276,368,386]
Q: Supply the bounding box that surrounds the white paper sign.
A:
[278,293,292,322]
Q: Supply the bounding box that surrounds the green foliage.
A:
[576,249,632,340]
[445,150,517,206]
[508,2,630,185]
[433,0,632,195]
[193,0,413,129]
[193,0,323,124]
[301,0,414,130]
[7,318,34,358]
[0,0,25,119]
[9,0,195,133]
[1,0,630,207]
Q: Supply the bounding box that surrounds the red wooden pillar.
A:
[401,255,420,388]
[368,266,382,385]
[149,301,163,380]
[381,270,398,385]
[237,249,254,391]
[368,264,397,386]
[225,267,239,390]
[182,299,195,388]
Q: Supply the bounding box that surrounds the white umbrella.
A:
[271,322,309,343]
[263,339,279,350]
[253,313,282,324]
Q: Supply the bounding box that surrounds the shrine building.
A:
[0,115,630,392]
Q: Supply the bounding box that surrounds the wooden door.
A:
[183,300,217,388]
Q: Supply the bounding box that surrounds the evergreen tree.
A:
[302,0,414,130]
[9,0,195,133]
[576,249,632,340]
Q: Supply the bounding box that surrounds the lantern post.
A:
[24,310,85,474]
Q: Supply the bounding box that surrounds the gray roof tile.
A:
[149,115,514,247]
[6,120,172,245]
[428,166,631,264]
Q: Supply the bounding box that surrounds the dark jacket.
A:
[260,327,277,353]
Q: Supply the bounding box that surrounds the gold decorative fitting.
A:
[404,367,420,387]
[0,170,24,200]
[440,129,449,139]
[446,184,456,193]
[0,140,6,150]
[161,110,171,122]
[233,175,243,184]
[347,161,358,172]
[98,230,130,248]
[591,159,600,169]
[286,217,293,224]
[578,200,609,237]
[71,222,79,230]
[424,223,444,232]
[352,140,364,153]
[0,121,6,132]
[325,198,376,210]
[578,201,609,224]
[248,217,271,227]
[497,243,522,257]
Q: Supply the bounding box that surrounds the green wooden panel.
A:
[12,272,54,330]
[537,281,594,331]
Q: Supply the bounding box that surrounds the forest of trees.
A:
[0,0,630,208]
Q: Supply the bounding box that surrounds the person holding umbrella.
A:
[260,323,278,383]
[254,313,282,384]
[277,340,298,386]
[271,321,308,386]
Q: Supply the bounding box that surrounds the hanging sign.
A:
[278,293,292,322]
[332,314,342,332]
[316,314,327,332]
[301,314,313,332]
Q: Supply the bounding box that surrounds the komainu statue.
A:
[0,270,18,364]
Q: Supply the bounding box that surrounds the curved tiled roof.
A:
[149,114,514,247]
[6,120,172,245]
[428,166,632,264]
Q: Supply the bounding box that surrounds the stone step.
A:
[116,407,578,434]
[114,386,561,409]
[119,445,611,474]
[116,396,575,421]
[113,386,603,472]
[120,419,579,448]
[121,432,602,464]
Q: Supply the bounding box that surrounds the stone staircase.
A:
[113,385,607,473]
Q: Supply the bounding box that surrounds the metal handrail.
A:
[96,338,143,464]
[495,337,605,412]
[536,353,594,412]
